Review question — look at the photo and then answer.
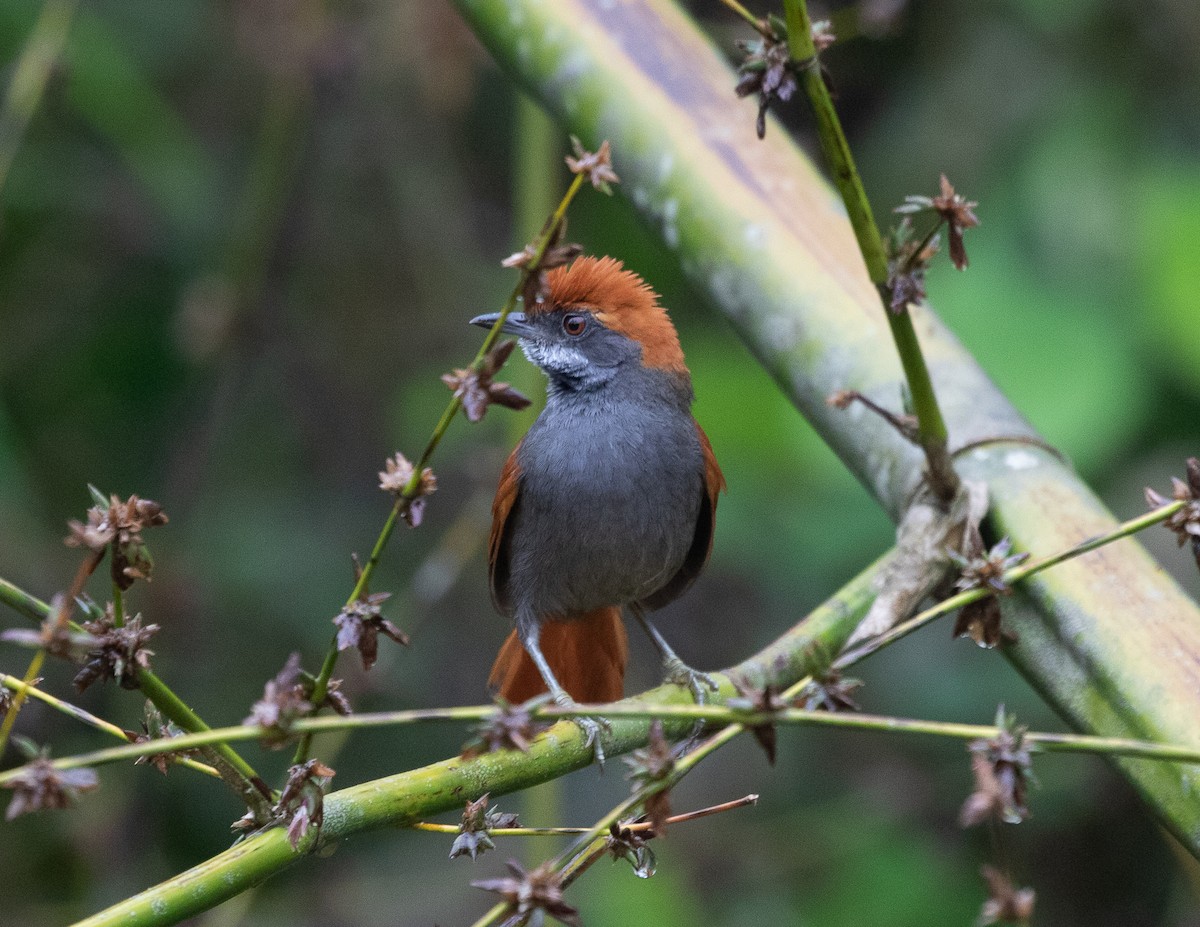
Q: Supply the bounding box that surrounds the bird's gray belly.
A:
[508,414,702,616]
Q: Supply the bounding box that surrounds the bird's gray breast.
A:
[507,382,703,617]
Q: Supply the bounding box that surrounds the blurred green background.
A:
[2,0,1199,924]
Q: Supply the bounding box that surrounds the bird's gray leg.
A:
[518,618,610,765]
[629,604,719,703]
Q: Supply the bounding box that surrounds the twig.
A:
[293,169,589,765]
[413,794,758,837]
[780,0,958,501]
[0,674,219,778]
[0,548,102,755]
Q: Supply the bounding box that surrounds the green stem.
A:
[137,669,272,812]
[111,579,124,628]
[0,674,218,778]
[780,0,956,499]
[716,0,765,31]
[293,169,589,765]
[0,577,55,624]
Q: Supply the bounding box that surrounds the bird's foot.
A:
[553,692,612,767]
[663,657,720,704]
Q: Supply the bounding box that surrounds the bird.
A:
[470,255,725,759]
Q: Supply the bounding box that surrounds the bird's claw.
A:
[663,657,720,704]
[553,693,611,767]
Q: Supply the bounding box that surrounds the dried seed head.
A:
[66,492,169,589]
[1146,457,1200,572]
[244,653,313,748]
[960,706,1035,827]
[378,452,437,526]
[333,591,408,671]
[449,793,520,861]
[566,137,619,193]
[4,749,99,820]
[461,699,551,758]
[442,340,532,423]
[471,860,581,926]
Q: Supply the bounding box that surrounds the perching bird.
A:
[470,256,725,756]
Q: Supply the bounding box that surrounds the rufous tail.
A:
[489,606,628,704]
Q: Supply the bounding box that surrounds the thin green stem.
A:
[415,795,757,837]
[137,669,272,813]
[536,704,1200,764]
[716,0,765,31]
[0,674,218,778]
[111,579,124,629]
[0,577,55,625]
[0,570,267,805]
[294,170,590,765]
[780,0,956,499]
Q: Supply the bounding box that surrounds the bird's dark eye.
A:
[562,314,587,336]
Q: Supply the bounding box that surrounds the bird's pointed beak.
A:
[469,311,535,338]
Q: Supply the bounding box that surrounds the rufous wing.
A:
[487,445,521,615]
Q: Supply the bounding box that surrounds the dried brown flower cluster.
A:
[461,699,550,758]
[735,17,796,140]
[449,793,520,861]
[1145,457,1200,571]
[623,720,675,835]
[244,653,313,747]
[378,451,437,527]
[889,175,979,311]
[73,608,159,693]
[333,591,408,671]
[565,137,619,193]
[797,669,863,713]
[232,759,335,850]
[735,17,836,139]
[978,864,1035,925]
[606,820,656,878]
[949,537,1028,649]
[3,745,99,820]
[729,673,863,765]
[65,491,168,589]
[502,214,583,310]
[960,706,1035,828]
[728,681,789,765]
[132,705,199,775]
[472,860,580,926]
[442,339,531,423]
